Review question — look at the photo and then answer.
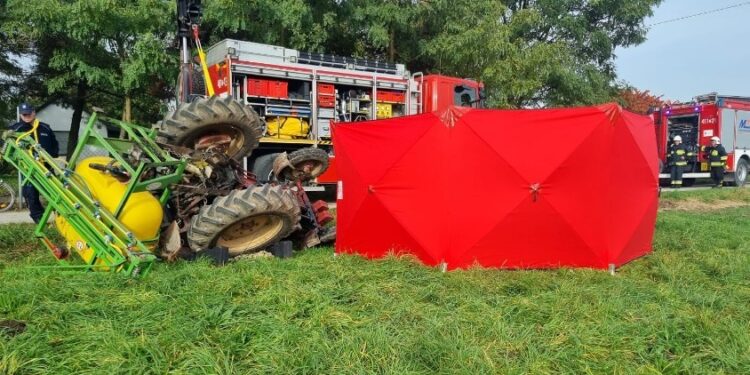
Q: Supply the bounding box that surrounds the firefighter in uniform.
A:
[703,136,728,188]
[668,135,688,187]
[8,103,59,223]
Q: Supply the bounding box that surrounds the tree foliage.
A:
[1,0,663,129]
[420,0,663,108]
[0,0,28,124]
[202,0,335,51]
[617,85,666,114]
[4,0,175,121]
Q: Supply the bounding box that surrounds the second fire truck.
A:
[652,93,750,187]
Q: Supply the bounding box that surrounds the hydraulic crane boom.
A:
[177,0,214,102]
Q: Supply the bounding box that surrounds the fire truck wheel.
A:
[735,158,749,187]
[188,185,301,257]
[277,148,330,182]
[252,153,280,183]
[156,96,263,161]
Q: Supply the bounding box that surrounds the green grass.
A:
[1,191,749,374]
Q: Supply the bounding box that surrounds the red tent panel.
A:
[333,103,658,270]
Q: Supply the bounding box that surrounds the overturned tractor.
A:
[0,95,334,276]
[156,95,335,260]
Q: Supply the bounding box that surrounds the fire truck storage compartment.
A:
[244,77,308,100]
[288,81,310,100]
[667,115,699,148]
[666,114,700,171]
[253,98,312,139]
[336,86,373,122]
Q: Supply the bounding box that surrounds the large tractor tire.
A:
[276,147,330,182]
[157,96,263,160]
[187,184,300,256]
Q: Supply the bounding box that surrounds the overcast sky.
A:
[615,0,750,102]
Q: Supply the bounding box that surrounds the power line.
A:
[648,1,750,27]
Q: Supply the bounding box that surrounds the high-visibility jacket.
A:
[705,144,728,168]
[668,143,688,166]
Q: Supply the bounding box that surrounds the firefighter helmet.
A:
[673,135,682,142]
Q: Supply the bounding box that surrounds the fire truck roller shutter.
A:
[720,109,736,156]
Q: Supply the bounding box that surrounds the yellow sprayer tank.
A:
[55,156,163,266]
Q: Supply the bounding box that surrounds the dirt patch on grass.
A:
[659,198,750,212]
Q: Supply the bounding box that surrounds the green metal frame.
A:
[1,113,187,277]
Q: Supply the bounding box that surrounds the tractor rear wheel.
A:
[188,185,301,256]
[157,96,263,160]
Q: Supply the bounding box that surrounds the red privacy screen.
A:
[332,104,658,270]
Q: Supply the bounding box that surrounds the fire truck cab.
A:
[653,93,750,187]
[203,39,484,187]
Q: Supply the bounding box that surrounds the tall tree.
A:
[2,0,666,130]
[5,0,176,154]
[340,0,422,62]
[419,0,662,108]
[0,0,27,124]
[202,0,335,52]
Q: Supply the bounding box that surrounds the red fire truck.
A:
[202,39,484,189]
[652,93,750,187]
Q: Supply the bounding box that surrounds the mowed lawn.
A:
[1,189,749,374]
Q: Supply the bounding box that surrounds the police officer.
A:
[9,103,59,223]
[668,135,688,188]
[704,136,728,188]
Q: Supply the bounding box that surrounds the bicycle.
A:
[0,177,15,212]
